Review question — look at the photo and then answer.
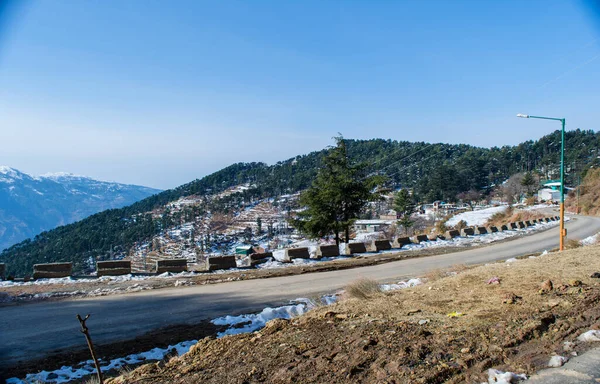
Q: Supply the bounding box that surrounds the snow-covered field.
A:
[6,278,422,384]
[446,205,508,227]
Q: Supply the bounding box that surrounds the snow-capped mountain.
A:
[0,166,161,250]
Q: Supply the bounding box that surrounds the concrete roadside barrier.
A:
[510,222,518,229]
[411,234,429,243]
[393,237,412,248]
[474,227,488,235]
[97,260,131,277]
[206,256,237,271]
[286,247,311,259]
[319,245,340,258]
[487,226,499,233]
[517,222,526,229]
[373,239,392,251]
[156,258,188,274]
[445,230,460,239]
[461,228,475,236]
[500,225,509,231]
[249,252,272,267]
[347,242,367,255]
[33,262,72,279]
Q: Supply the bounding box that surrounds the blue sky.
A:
[0,0,599,189]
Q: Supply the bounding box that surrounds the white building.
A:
[538,188,560,202]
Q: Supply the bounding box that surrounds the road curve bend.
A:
[1,214,599,369]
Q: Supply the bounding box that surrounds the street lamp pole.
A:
[516,114,566,251]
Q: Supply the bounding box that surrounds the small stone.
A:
[540,280,553,293]
[418,319,430,325]
[591,272,600,278]
[460,347,470,353]
[548,355,568,367]
[406,309,421,315]
[502,292,522,304]
[569,279,583,287]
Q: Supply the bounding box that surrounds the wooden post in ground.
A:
[76,314,104,384]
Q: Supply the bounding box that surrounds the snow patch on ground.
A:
[486,369,527,383]
[581,233,600,246]
[6,340,198,384]
[577,330,600,342]
[380,278,423,291]
[446,205,507,227]
[212,299,315,337]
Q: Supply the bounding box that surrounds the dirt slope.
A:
[106,244,600,383]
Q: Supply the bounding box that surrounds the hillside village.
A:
[120,177,562,274]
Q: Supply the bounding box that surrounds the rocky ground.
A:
[105,245,600,384]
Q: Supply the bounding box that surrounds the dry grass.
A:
[331,245,600,330]
[566,238,582,250]
[106,244,600,384]
[567,168,600,215]
[486,207,546,227]
[344,278,382,300]
[424,263,470,282]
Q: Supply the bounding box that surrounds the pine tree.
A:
[295,136,386,245]
[393,189,415,234]
[521,172,536,197]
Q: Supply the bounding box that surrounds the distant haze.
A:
[0,0,599,189]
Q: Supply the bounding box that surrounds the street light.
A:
[517,113,567,251]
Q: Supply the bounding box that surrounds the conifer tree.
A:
[394,189,415,234]
[295,136,385,244]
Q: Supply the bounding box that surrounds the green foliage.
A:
[521,172,536,196]
[394,189,415,234]
[295,136,386,244]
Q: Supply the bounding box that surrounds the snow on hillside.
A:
[0,166,161,250]
[446,205,508,227]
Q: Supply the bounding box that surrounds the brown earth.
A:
[485,206,549,227]
[105,245,600,384]
[567,168,600,215]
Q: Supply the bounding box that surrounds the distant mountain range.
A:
[0,166,161,250]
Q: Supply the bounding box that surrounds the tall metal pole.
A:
[517,114,567,251]
[559,118,566,251]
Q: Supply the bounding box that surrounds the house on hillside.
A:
[354,219,394,233]
[235,245,255,256]
[379,210,398,220]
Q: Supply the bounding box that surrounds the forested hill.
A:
[2,129,598,277]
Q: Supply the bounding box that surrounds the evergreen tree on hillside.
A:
[393,189,415,234]
[295,136,386,245]
[521,172,536,197]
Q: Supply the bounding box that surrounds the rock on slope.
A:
[0,166,160,250]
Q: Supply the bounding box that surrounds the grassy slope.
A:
[107,244,600,384]
[568,168,600,215]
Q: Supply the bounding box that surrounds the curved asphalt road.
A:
[1,213,599,370]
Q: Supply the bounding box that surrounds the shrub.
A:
[566,239,581,250]
[344,278,382,300]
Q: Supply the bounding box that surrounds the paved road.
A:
[528,347,600,383]
[1,213,599,370]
